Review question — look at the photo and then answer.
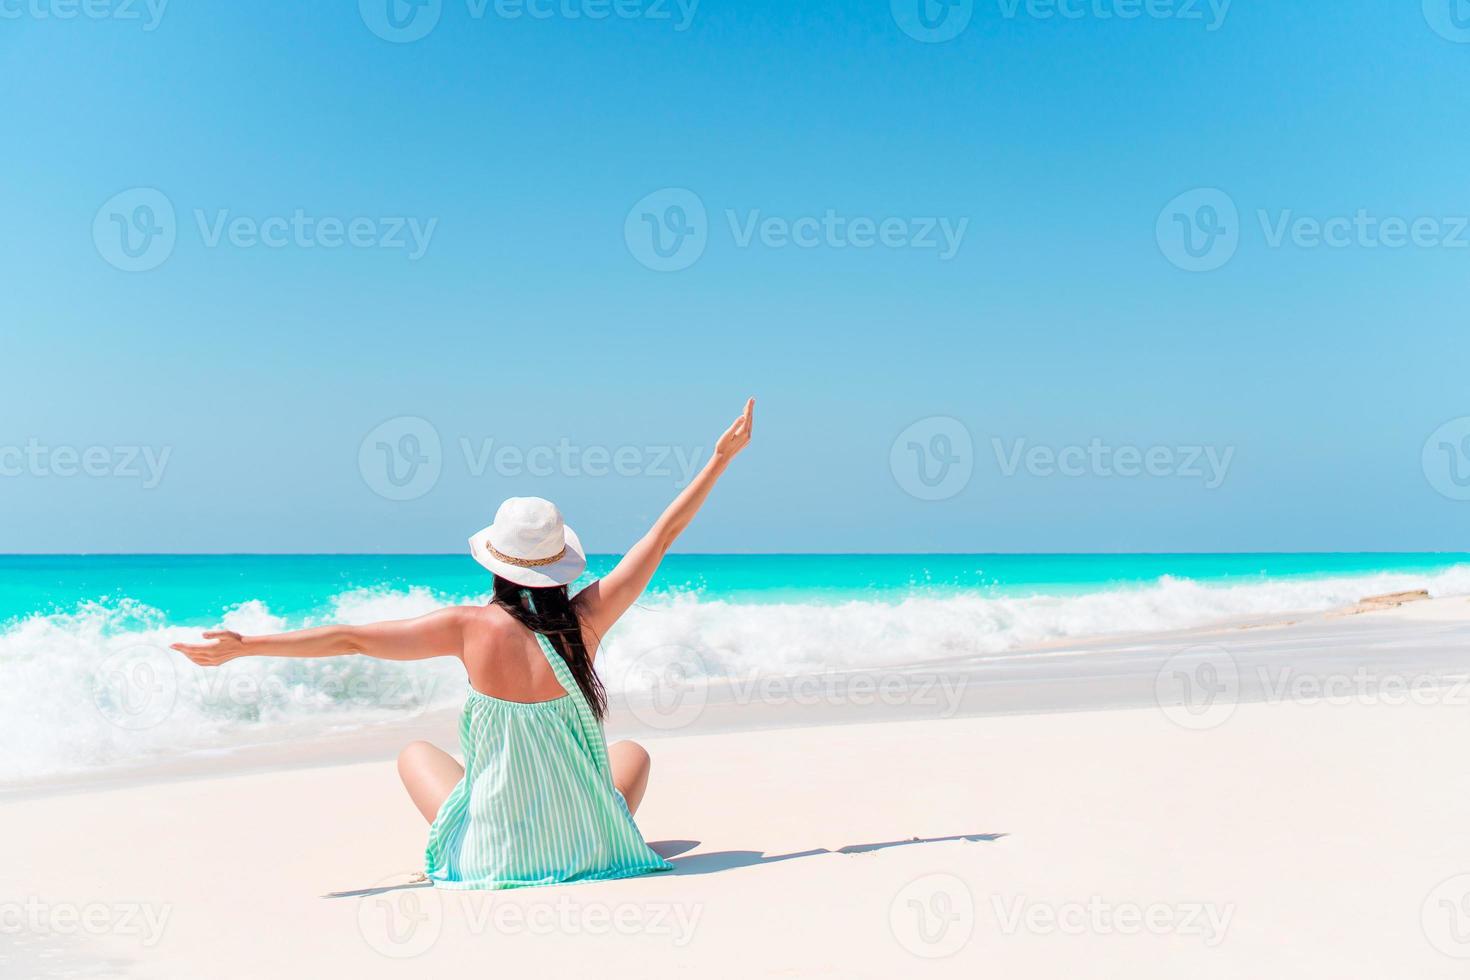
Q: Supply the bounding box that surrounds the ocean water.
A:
[3,552,1469,784]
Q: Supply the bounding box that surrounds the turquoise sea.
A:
[4,552,1469,625]
[3,552,1468,784]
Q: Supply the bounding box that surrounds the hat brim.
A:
[469,523,587,588]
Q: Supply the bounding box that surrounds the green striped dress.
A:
[424,631,673,889]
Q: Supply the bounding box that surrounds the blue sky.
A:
[1,0,1467,553]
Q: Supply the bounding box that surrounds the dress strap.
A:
[531,631,614,779]
[531,630,580,700]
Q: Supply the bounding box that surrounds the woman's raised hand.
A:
[714,397,755,461]
[170,630,247,667]
[575,397,757,639]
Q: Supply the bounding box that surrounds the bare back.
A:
[460,601,601,704]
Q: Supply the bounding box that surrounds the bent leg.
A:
[397,740,464,823]
[608,740,653,815]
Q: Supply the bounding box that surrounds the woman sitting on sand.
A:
[171,399,755,889]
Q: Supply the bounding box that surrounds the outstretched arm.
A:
[576,398,755,640]
[170,607,469,667]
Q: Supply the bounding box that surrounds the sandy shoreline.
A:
[4,597,1470,977]
[9,596,1467,802]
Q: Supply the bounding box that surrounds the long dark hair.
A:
[491,574,606,719]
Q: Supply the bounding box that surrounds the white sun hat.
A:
[469,497,587,588]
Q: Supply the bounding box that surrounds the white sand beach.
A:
[5,597,1470,978]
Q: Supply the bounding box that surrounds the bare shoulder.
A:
[454,604,516,667]
[455,603,510,631]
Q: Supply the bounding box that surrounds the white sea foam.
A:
[3,567,1468,783]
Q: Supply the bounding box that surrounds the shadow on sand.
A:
[325,877,434,899]
[325,832,1004,897]
[660,832,1006,877]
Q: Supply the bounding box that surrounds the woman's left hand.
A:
[713,397,755,461]
[170,630,247,667]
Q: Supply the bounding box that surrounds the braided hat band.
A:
[485,540,567,568]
